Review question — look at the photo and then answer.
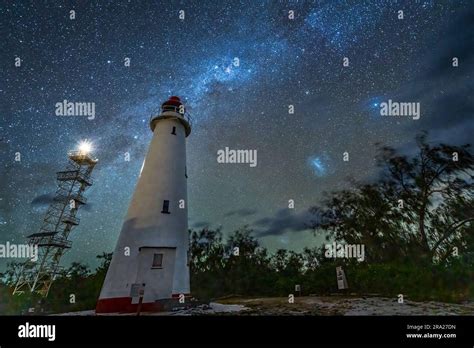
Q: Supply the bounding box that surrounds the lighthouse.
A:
[96,96,191,313]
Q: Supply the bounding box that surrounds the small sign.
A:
[130,283,145,298]
[336,266,348,290]
[295,284,301,292]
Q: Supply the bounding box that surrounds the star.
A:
[0,0,472,269]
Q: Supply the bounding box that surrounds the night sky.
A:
[1,0,473,270]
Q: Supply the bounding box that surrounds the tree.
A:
[189,228,227,298]
[189,227,277,297]
[311,133,474,263]
[0,262,24,286]
[223,227,273,295]
[95,252,113,274]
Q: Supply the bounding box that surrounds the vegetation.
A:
[311,133,474,264]
[0,134,472,313]
[0,252,112,315]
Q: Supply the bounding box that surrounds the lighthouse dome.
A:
[162,96,183,108]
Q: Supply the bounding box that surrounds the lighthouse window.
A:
[171,126,176,135]
[152,253,163,268]
[161,200,170,214]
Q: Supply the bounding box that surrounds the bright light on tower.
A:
[78,140,93,154]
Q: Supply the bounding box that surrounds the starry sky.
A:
[1,0,473,270]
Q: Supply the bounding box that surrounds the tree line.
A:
[0,133,472,314]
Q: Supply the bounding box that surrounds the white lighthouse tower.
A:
[96,96,191,313]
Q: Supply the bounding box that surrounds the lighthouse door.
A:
[134,247,176,303]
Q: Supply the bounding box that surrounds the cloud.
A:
[421,9,474,80]
[253,208,314,237]
[424,93,473,130]
[31,193,93,211]
[407,8,474,146]
[224,208,257,217]
[382,7,474,150]
[31,194,54,206]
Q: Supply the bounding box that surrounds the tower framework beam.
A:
[13,151,97,297]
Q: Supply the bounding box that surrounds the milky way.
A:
[1,0,473,269]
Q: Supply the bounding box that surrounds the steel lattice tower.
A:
[13,150,98,297]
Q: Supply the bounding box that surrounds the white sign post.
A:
[130,283,145,316]
[336,266,348,290]
[295,284,301,297]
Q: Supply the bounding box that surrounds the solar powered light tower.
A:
[13,141,98,297]
[96,97,192,313]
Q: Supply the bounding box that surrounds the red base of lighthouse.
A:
[95,294,192,314]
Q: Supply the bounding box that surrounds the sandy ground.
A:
[215,296,474,316]
[56,296,474,316]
